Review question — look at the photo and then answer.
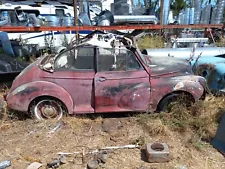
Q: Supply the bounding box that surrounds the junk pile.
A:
[0,31,28,82]
[0,1,158,27]
[110,0,158,25]
[0,141,172,168]
[178,0,225,24]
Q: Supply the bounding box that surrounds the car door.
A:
[53,46,95,113]
[95,47,151,113]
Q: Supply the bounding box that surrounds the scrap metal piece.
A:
[211,113,225,154]
[47,155,66,168]
[96,151,108,163]
[26,162,42,169]
[0,160,11,169]
[48,121,63,134]
[113,15,158,24]
[47,160,60,168]
[87,160,99,169]
[145,143,170,163]
[58,144,140,156]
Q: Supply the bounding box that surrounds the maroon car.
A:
[6,33,206,120]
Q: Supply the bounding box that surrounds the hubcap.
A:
[34,100,63,120]
[41,106,58,118]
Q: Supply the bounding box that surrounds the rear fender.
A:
[7,81,73,113]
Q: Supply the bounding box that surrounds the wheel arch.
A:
[28,95,68,113]
[156,90,195,111]
[8,81,74,113]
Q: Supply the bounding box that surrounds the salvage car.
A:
[142,47,225,94]
[191,56,225,95]
[5,32,206,120]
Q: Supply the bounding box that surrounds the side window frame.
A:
[126,50,143,71]
[53,47,75,71]
[96,47,143,72]
[54,46,95,71]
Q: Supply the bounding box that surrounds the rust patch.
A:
[194,64,216,88]
[195,64,215,76]
[16,87,39,96]
[103,83,142,97]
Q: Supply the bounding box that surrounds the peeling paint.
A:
[173,82,184,90]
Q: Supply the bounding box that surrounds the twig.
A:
[192,52,203,72]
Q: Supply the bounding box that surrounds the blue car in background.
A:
[191,56,225,94]
[142,47,225,94]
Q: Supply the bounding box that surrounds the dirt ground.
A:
[0,93,225,169]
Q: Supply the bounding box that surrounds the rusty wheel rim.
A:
[34,100,63,120]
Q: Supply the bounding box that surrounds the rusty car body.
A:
[5,31,207,120]
[142,47,225,94]
[191,56,225,94]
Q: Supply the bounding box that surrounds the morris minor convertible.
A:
[6,32,206,120]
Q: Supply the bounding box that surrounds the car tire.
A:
[157,93,193,113]
[29,98,66,120]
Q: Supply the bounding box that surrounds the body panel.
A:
[95,70,150,112]
[43,71,95,113]
[191,57,225,93]
[7,81,74,113]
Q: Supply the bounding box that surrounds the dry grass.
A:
[1,34,225,169]
[0,95,225,169]
[216,37,225,47]
[137,34,165,50]
[137,95,225,151]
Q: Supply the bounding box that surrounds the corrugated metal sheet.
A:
[194,0,201,24]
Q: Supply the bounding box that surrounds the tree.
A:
[170,0,188,16]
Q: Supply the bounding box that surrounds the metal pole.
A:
[160,0,163,25]
[74,0,79,44]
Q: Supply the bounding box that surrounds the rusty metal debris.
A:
[0,160,11,169]
[47,155,66,169]
[87,151,108,169]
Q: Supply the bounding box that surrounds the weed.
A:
[137,113,169,136]
[131,136,146,146]
[137,95,225,150]
[137,34,164,50]
[216,36,225,47]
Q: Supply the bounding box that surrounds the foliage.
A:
[216,36,225,47]
[137,34,164,50]
[170,0,188,16]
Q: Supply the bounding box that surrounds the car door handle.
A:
[96,77,106,82]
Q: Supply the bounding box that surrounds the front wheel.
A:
[157,93,194,113]
[29,99,66,120]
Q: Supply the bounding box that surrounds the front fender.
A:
[150,76,205,111]
[7,81,73,113]
[173,80,205,100]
